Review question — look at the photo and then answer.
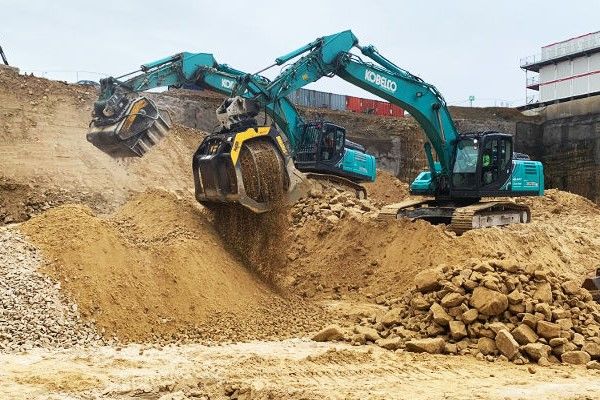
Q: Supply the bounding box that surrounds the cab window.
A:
[453,139,478,173]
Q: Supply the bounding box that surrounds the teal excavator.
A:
[88,30,544,232]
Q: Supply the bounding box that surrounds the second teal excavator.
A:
[88,51,375,211]
[88,30,544,233]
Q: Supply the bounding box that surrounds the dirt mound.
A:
[448,106,541,123]
[0,67,205,224]
[285,189,600,302]
[362,170,410,206]
[321,258,600,367]
[20,190,328,343]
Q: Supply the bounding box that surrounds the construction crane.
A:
[88,52,376,211]
[88,30,544,232]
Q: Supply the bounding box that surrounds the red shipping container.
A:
[345,96,362,113]
[373,100,390,116]
[346,95,403,117]
[360,98,376,114]
[390,104,404,117]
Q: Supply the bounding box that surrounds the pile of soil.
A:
[362,170,410,205]
[20,190,328,343]
[285,189,600,302]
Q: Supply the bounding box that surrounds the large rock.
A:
[536,321,561,339]
[461,308,479,324]
[512,324,538,345]
[477,337,497,355]
[587,360,600,370]
[561,351,591,365]
[441,293,465,308]
[522,343,551,361]
[470,287,508,316]
[380,308,402,327]
[535,303,552,320]
[495,329,519,360]
[405,338,446,354]
[582,342,600,359]
[312,325,344,342]
[354,325,380,342]
[555,318,573,331]
[549,337,568,347]
[561,280,581,295]
[430,303,452,326]
[449,320,467,340]
[521,313,538,329]
[552,342,578,357]
[533,282,553,303]
[414,269,441,293]
[376,337,403,351]
[507,290,524,305]
[490,258,520,273]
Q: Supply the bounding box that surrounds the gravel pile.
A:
[314,258,600,369]
[290,184,378,227]
[0,227,104,352]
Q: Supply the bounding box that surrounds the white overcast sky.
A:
[2,0,599,106]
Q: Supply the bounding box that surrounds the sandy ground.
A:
[2,339,599,400]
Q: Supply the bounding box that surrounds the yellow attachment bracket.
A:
[230,126,271,164]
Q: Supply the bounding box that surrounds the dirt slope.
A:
[20,190,327,342]
[362,169,410,205]
[0,68,203,224]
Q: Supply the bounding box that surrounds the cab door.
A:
[479,135,512,192]
[318,124,345,165]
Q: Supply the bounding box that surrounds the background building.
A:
[521,31,600,108]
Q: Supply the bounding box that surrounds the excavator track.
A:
[305,173,367,200]
[377,198,431,220]
[449,201,531,235]
[377,199,531,235]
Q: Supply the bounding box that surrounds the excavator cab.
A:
[451,132,513,196]
[295,122,345,167]
[294,122,374,183]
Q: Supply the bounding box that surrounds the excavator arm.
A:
[87,51,322,211]
[88,52,251,156]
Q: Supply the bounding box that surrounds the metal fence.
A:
[18,70,109,83]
